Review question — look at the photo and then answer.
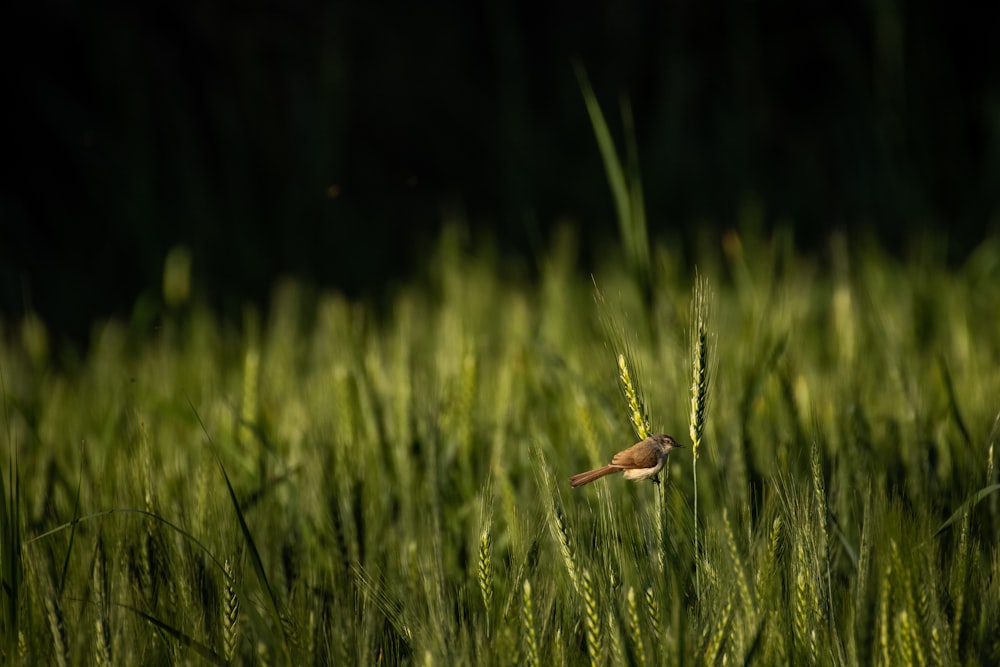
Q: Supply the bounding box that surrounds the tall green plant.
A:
[576,64,651,301]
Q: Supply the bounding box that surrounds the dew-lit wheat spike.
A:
[552,627,565,667]
[810,440,831,624]
[793,540,811,663]
[478,528,493,613]
[704,592,732,665]
[223,557,240,663]
[625,587,647,667]
[618,353,649,440]
[536,447,580,594]
[926,600,948,665]
[551,504,579,595]
[140,439,163,608]
[688,327,707,447]
[929,625,946,667]
[93,539,112,667]
[280,610,300,649]
[644,587,660,636]
[689,273,710,606]
[607,609,625,664]
[897,610,916,667]
[722,508,753,618]
[477,478,496,640]
[688,273,710,457]
[44,589,69,667]
[878,562,892,666]
[890,538,925,666]
[767,515,783,567]
[856,487,873,601]
[522,579,539,667]
[582,568,602,667]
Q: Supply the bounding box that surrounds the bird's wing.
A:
[610,439,659,469]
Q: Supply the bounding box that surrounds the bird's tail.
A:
[569,465,621,488]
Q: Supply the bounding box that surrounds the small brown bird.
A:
[569,434,682,488]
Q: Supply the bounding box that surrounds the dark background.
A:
[4,1,999,342]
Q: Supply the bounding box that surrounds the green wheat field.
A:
[2,221,999,666]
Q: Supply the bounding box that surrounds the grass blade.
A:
[120,602,227,665]
[934,484,1000,537]
[188,399,292,660]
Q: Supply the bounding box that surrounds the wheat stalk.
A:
[223,556,240,663]
[890,538,925,667]
[703,591,732,664]
[878,561,892,666]
[644,586,660,637]
[93,538,112,666]
[582,568,602,667]
[724,508,753,614]
[810,441,833,627]
[625,587,647,667]
[536,448,580,595]
[44,587,69,667]
[689,272,710,602]
[618,353,650,440]
[477,528,495,645]
[522,579,539,667]
[793,538,817,664]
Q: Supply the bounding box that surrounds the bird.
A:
[569,434,681,488]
